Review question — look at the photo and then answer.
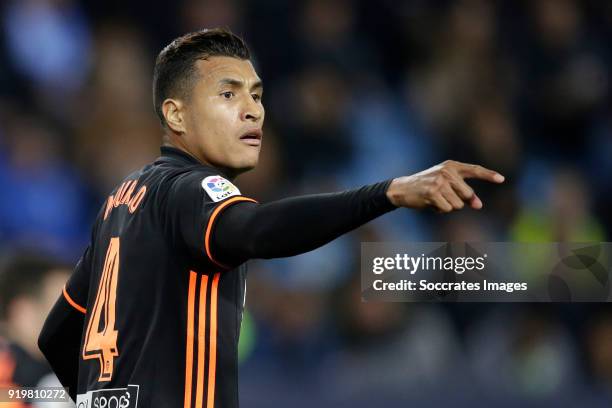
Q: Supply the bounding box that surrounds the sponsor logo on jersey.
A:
[76,384,139,408]
[201,176,241,202]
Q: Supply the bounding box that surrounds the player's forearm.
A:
[212,180,396,265]
[38,298,84,401]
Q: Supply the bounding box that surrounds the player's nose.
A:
[241,100,263,122]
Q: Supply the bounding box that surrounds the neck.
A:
[162,135,240,181]
[162,133,205,164]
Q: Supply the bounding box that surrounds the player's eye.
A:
[251,93,262,102]
[221,91,234,99]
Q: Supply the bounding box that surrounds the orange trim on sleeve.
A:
[184,271,197,408]
[62,285,86,314]
[195,274,209,408]
[204,196,257,269]
[206,272,220,408]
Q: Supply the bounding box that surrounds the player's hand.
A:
[386,160,505,212]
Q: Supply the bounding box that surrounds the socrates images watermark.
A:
[361,242,612,302]
[370,252,527,293]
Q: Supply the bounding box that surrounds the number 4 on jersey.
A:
[83,237,120,381]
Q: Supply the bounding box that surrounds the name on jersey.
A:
[104,180,147,220]
[201,175,241,202]
[76,384,139,408]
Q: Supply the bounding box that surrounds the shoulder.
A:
[169,169,242,205]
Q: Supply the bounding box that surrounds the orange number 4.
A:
[83,237,120,381]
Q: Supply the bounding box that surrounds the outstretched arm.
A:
[212,161,504,267]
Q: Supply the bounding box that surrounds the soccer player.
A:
[38,28,504,407]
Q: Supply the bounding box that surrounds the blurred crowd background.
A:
[0,0,611,406]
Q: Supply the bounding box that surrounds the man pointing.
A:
[39,28,503,408]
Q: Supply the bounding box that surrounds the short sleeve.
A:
[166,171,256,268]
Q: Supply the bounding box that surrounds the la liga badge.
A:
[202,175,241,202]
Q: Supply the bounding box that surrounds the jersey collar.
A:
[157,146,202,166]
[155,146,235,180]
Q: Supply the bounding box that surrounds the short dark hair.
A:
[153,28,251,127]
[0,252,68,319]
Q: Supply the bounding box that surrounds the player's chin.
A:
[233,152,259,173]
[245,145,261,161]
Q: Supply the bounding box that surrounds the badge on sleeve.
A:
[201,175,241,202]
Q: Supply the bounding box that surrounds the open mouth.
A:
[240,129,263,146]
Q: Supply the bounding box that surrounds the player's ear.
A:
[162,98,186,133]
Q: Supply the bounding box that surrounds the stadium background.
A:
[0,0,611,406]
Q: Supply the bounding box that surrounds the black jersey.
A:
[62,146,255,408]
[40,145,396,408]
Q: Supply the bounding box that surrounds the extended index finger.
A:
[455,163,505,183]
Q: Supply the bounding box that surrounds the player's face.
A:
[184,56,264,176]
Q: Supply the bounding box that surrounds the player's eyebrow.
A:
[218,78,263,91]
